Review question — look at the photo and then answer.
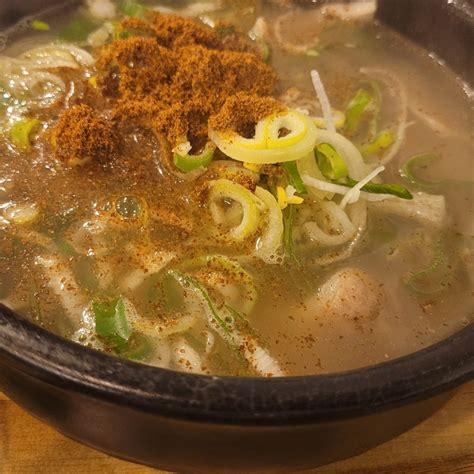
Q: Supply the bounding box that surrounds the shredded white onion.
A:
[245,344,285,377]
[36,254,88,327]
[148,340,172,369]
[181,283,284,377]
[340,165,385,209]
[311,69,336,133]
[303,201,357,246]
[285,184,297,198]
[87,22,115,47]
[152,315,198,340]
[153,2,216,17]
[172,337,204,374]
[71,304,105,349]
[254,186,284,264]
[250,17,269,41]
[302,174,350,195]
[204,331,215,354]
[20,44,94,68]
[308,201,368,266]
[302,172,395,204]
[120,249,175,292]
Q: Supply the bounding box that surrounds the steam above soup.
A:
[0,0,472,376]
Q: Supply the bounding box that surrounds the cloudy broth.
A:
[0,1,472,376]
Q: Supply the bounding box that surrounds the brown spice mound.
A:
[101,13,279,147]
[51,104,116,166]
[52,11,283,163]
[209,92,286,136]
[120,12,222,49]
[96,37,175,99]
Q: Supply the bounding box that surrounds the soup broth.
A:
[0,0,472,376]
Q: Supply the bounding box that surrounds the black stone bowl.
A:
[0,1,473,471]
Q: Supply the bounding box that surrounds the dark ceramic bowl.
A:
[0,1,473,472]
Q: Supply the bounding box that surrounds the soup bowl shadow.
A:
[0,0,473,471]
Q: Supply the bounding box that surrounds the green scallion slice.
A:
[116,332,153,361]
[283,161,307,194]
[31,20,50,31]
[344,177,413,200]
[119,0,149,17]
[59,17,100,42]
[93,297,130,347]
[360,129,395,156]
[400,153,440,193]
[173,142,215,172]
[315,143,348,180]
[344,88,373,135]
[10,118,41,150]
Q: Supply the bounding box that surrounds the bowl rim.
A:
[0,304,472,425]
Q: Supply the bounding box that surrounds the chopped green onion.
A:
[31,20,50,31]
[119,0,148,17]
[248,28,270,62]
[73,257,99,292]
[93,297,130,347]
[404,240,456,295]
[116,332,153,361]
[401,153,474,200]
[10,119,41,150]
[283,161,307,194]
[400,153,440,193]
[344,88,373,135]
[361,80,382,138]
[344,177,413,200]
[160,271,187,311]
[360,129,395,156]
[256,38,270,62]
[93,297,151,360]
[305,48,320,57]
[173,142,215,172]
[54,237,79,256]
[59,17,99,42]
[224,304,264,346]
[167,270,233,338]
[114,26,142,40]
[180,255,252,283]
[178,254,258,315]
[315,143,348,180]
[167,270,262,370]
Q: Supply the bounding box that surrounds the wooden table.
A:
[1,382,473,473]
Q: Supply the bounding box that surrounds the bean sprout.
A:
[311,69,336,133]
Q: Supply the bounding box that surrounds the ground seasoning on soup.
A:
[51,11,282,163]
[2,2,468,378]
[51,104,117,166]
